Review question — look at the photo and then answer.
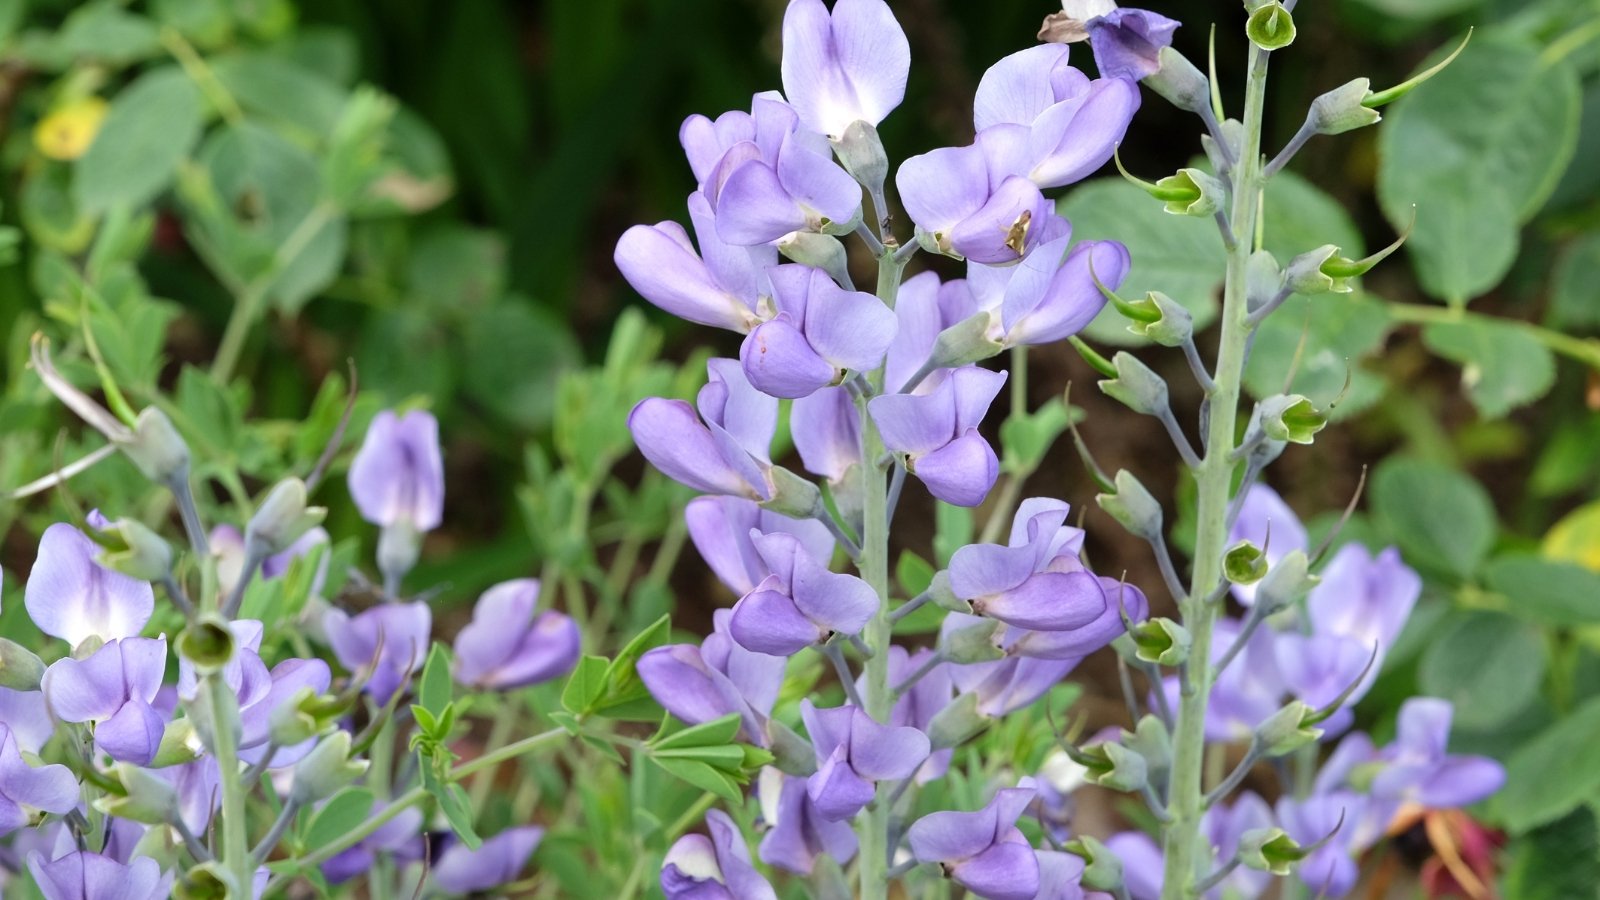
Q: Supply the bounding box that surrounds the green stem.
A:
[204,672,253,894]
[1384,301,1600,372]
[855,250,902,900]
[467,704,519,817]
[1160,44,1270,900]
[979,347,1031,546]
[211,202,337,383]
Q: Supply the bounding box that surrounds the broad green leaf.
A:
[1243,293,1391,418]
[75,67,203,214]
[1484,555,1600,626]
[1492,697,1600,832]
[1418,611,1545,731]
[55,3,162,66]
[1377,36,1582,302]
[934,503,973,568]
[650,713,742,752]
[649,756,743,804]
[20,163,94,253]
[302,787,374,849]
[460,302,579,429]
[1422,319,1555,418]
[1550,232,1600,330]
[1261,168,1365,263]
[1352,0,1483,21]
[1503,808,1600,896]
[896,551,935,597]
[561,655,610,717]
[1544,502,1600,573]
[418,643,453,718]
[408,225,506,310]
[1371,457,1496,580]
[151,0,233,47]
[210,52,349,138]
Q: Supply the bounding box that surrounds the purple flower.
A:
[26,850,173,900]
[0,688,54,756]
[1371,698,1505,808]
[948,650,1079,718]
[629,358,777,501]
[876,647,955,783]
[321,803,424,884]
[0,723,78,837]
[1272,631,1372,711]
[637,610,786,746]
[433,825,544,894]
[42,637,168,765]
[948,499,1107,631]
[883,272,981,393]
[1227,484,1307,607]
[1104,830,1163,900]
[791,386,862,486]
[780,0,910,138]
[757,767,858,875]
[661,808,777,900]
[715,133,863,246]
[1276,791,1367,898]
[25,523,154,648]
[972,45,1140,189]
[896,145,1068,263]
[1000,576,1146,660]
[686,496,835,597]
[1305,543,1420,696]
[1085,8,1181,81]
[452,579,580,691]
[729,532,878,656]
[1106,792,1274,900]
[158,757,223,837]
[348,410,444,533]
[322,601,432,705]
[967,237,1129,347]
[1033,850,1090,900]
[615,192,771,332]
[869,365,1006,507]
[740,265,896,399]
[802,700,929,821]
[240,658,331,767]
[907,785,1039,900]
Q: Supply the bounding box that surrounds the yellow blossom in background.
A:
[34,96,109,160]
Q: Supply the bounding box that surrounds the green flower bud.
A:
[927,692,990,750]
[1126,715,1173,778]
[177,618,236,674]
[95,763,177,825]
[1065,835,1124,892]
[122,408,190,485]
[1073,739,1148,792]
[1246,2,1296,50]
[1255,549,1317,614]
[246,478,326,558]
[931,311,1004,368]
[1158,168,1226,217]
[938,616,1004,664]
[1224,540,1269,586]
[764,466,825,519]
[1258,394,1326,445]
[1096,469,1164,541]
[1130,292,1194,347]
[174,863,231,900]
[0,638,46,691]
[1098,352,1169,417]
[765,718,819,777]
[1130,617,1191,667]
[1281,245,1340,296]
[1143,46,1210,114]
[1238,827,1308,875]
[290,731,369,804]
[1255,701,1323,757]
[95,518,173,583]
[151,718,206,768]
[777,232,852,290]
[1308,79,1382,136]
[831,120,889,196]
[926,569,970,614]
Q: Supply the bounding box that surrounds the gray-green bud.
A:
[764,466,825,519]
[1255,548,1317,614]
[151,718,206,768]
[765,718,819,777]
[1143,46,1210,114]
[1238,827,1307,875]
[938,616,1004,664]
[176,618,236,674]
[1065,835,1125,892]
[1130,617,1191,667]
[1096,469,1164,541]
[96,518,173,583]
[1255,701,1323,757]
[1130,292,1194,347]
[1098,352,1169,417]
[1309,78,1382,136]
[122,408,190,485]
[290,731,369,804]
[1258,394,1326,445]
[926,692,990,749]
[1156,168,1226,217]
[246,478,327,558]
[1224,540,1269,586]
[1076,739,1148,792]
[926,570,969,614]
[1281,245,1340,296]
[831,120,889,197]
[0,638,46,690]
[94,763,177,824]
[777,232,852,290]
[932,311,1004,368]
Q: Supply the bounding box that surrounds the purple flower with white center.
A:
[869,365,1006,507]
[661,808,778,900]
[907,785,1039,900]
[452,579,580,691]
[1227,484,1308,606]
[972,44,1140,189]
[1001,576,1147,660]
[322,601,431,705]
[966,236,1130,347]
[41,637,167,765]
[1370,698,1505,808]
[26,850,173,900]
[883,272,981,393]
[874,646,954,783]
[629,358,777,501]
[1276,791,1368,899]
[1084,8,1181,81]
[637,609,786,745]
[801,700,929,821]
[948,498,1107,631]
[348,409,445,534]
[757,767,858,875]
[24,523,154,648]
[433,825,544,894]
[714,132,863,246]
[780,0,910,139]
[686,496,835,597]
[614,191,771,333]
[321,803,424,884]
[791,386,863,486]
[0,724,78,837]
[728,532,878,656]
[739,265,896,399]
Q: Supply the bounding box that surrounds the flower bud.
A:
[926,692,989,749]
[1281,245,1340,296]
[94,762,177,824]
[173,863,231,900]
[1073,739,1148,792]
[1143,46,1211,115]
[1246,250,1282,311]
[1224,540,1269,586]
[777,232,852,290]
[246,478,327,558]
[1258,394,1326,445]
[1096,470,1164,541]
[268,686,322,747]
[1255,701,1322,757]
[928,311,1004,370]
[1202,118,1243,176]
[1129,617,1190,667]
[1126,715,1172,777]
[1238,827,1305,875]
[1158,168,1226,217]
[1098,352,1169,417]
[831,120,889,199]
[1245,2,1296,50]
[377,522,422,586]
[1130,292,1194,347]
[0,637,46,690]
[119,407,190,485]
[1064,835,1124,892]
[290,731,369,804]
[763,465,824,519]
[94,517,173,583]
[1308,79,1382,136]
[1255,548,1317,613]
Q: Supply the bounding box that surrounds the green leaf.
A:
[896,551,935,597]
[561,655,610,717]
[1371,457,1496,580]
[1000,398,1078,475]
[592,615,671,718]
[1421,319,1555,419]
[75,67,203,215]
[1377,36,1582,302]
[934,503,973,568]
[1418,611,1545,732]
[649,756,743,804]
[1492,697,1600,833]
[1503,807,1600,896]
[302,787,373,849]
[1483,555,1600,627]
[650,713,742,752]
[55,3,162,66]
[210,51,349,138]
[417,643,453,718]
[460,302,580,430]
[1550,231,1600,331]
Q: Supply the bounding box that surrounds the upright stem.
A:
[204,672,253,894]
[1160,45,1270,900]
[855,250,902,900]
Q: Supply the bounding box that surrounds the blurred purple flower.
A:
[348,410,444,533]
[26,850,172,900]
[452,579,579,691]
[869,365,1006,507]
[433,826,544,894]
[1371,698,1505,809]
[661,808,777,900]
[1227,484,1307,607]
[1277,790,1368,899]
[757,767,858,875]
[0,688,54,756]
[629,358,777,501]
[321,803,424,884]
[42,637,167,765]
[25,523,153,648]
[322,601,431,705]
[637,609,786,746]
[729,531,878,656]
[802,700,929,821]
[780,0,910,138]
[907,785,1039,900]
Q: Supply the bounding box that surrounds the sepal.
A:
[1098,352,1169,417]
[1064,835,1124,892]
[1245,2,1296,50]
[1096,469,1164,541]
[1257,394,1326,445]
[1129,617,1190,667]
